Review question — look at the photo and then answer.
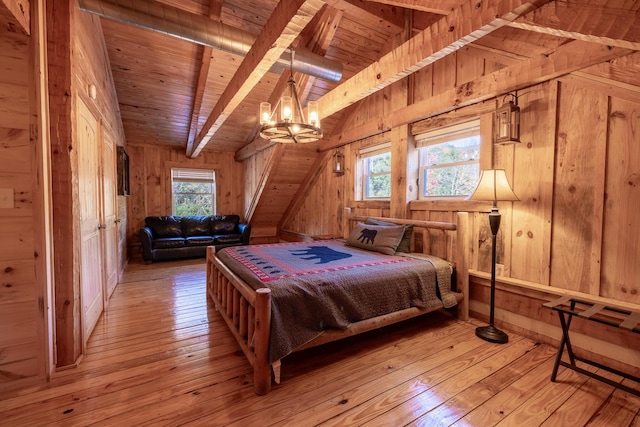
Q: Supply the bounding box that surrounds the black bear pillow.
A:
[346,222,405,255]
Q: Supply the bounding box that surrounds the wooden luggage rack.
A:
[543,296,640,397]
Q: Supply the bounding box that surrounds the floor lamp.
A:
[467,169,519,344]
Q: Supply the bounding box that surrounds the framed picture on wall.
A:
[117,146,130,196]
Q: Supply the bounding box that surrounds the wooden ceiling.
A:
[89,0,639,158]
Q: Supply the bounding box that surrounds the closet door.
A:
[101,132,118,300]
[77,98,104,345]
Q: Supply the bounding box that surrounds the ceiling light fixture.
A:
[259,48,322,144]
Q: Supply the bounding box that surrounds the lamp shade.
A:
[467,169,519,202]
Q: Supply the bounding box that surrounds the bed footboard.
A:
[206,246,273,395]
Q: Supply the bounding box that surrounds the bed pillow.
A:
[346,222,405,255]
[365,218,413,253]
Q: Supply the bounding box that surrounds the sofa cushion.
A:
[211,215,239,234]
[182,216,211,237]
[153,237,186,249]
[185,236,215,246]
[215,234,242,244]
[146,216,183,238]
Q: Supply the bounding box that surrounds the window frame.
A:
[416,118,481,200]
[171,167,217,216]
[356,142,392,201]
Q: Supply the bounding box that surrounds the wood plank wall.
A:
[126,144,244,259]
[278,47,640,372]
[0,8,45,390]
[243,144,276,220]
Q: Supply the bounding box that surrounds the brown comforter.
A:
[216,240,457,363]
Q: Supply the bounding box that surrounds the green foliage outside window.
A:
[173,182,214,215]
[421,136,480,197]
[366,174,391,198]
[424,164,479,197]
[364,152,391,199]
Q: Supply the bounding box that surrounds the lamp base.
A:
[476,325,509,344]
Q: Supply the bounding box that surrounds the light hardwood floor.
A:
[1,260,639,426]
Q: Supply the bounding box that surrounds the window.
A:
[417,119,480,198]
[357,143,391,200]
[171,168,216,215]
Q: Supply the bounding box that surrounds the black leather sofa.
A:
[139,215,251,263]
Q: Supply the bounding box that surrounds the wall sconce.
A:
[333,149,344,175]
[495,93,520,144]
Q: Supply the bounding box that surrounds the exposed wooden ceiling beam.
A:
[508,1,640,50]
[184,0,223,158]
[315,0,551,121]
[188,0,325,158]
[322,40,633,150]
[371,0,640,50]
[364,0,462,15]
[236,5,343,162]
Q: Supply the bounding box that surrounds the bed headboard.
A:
[345,207,469,320]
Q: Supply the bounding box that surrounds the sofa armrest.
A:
[237,223,251,245]
[139,227,154,262]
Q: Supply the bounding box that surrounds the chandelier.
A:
[259,48,322,143]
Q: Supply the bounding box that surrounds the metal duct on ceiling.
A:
[78,0,343,82]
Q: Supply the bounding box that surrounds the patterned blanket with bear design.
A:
[216,240,457,363]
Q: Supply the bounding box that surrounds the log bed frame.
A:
[206,211,469,395]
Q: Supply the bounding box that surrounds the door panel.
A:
[77,99,104,345]
[102,133,118,299]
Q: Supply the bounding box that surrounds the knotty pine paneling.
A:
[550,82,608,295]
[408,209,457,260]
[284,159,340,238]
[0,259,36,305]
[74,12,125,141]
[0,302,38,377]
[244,144,276,218]
[0,128,30,173]
[456,46,486,87]
[508,81,556,285]
[432,53,457,95]
[0,81,29,129]
[412,66,433,103]
[0,14,42,390]
[127,144,147,238]
[602,97,640,304]
[117,195,128,279]
[145,148,164,215]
